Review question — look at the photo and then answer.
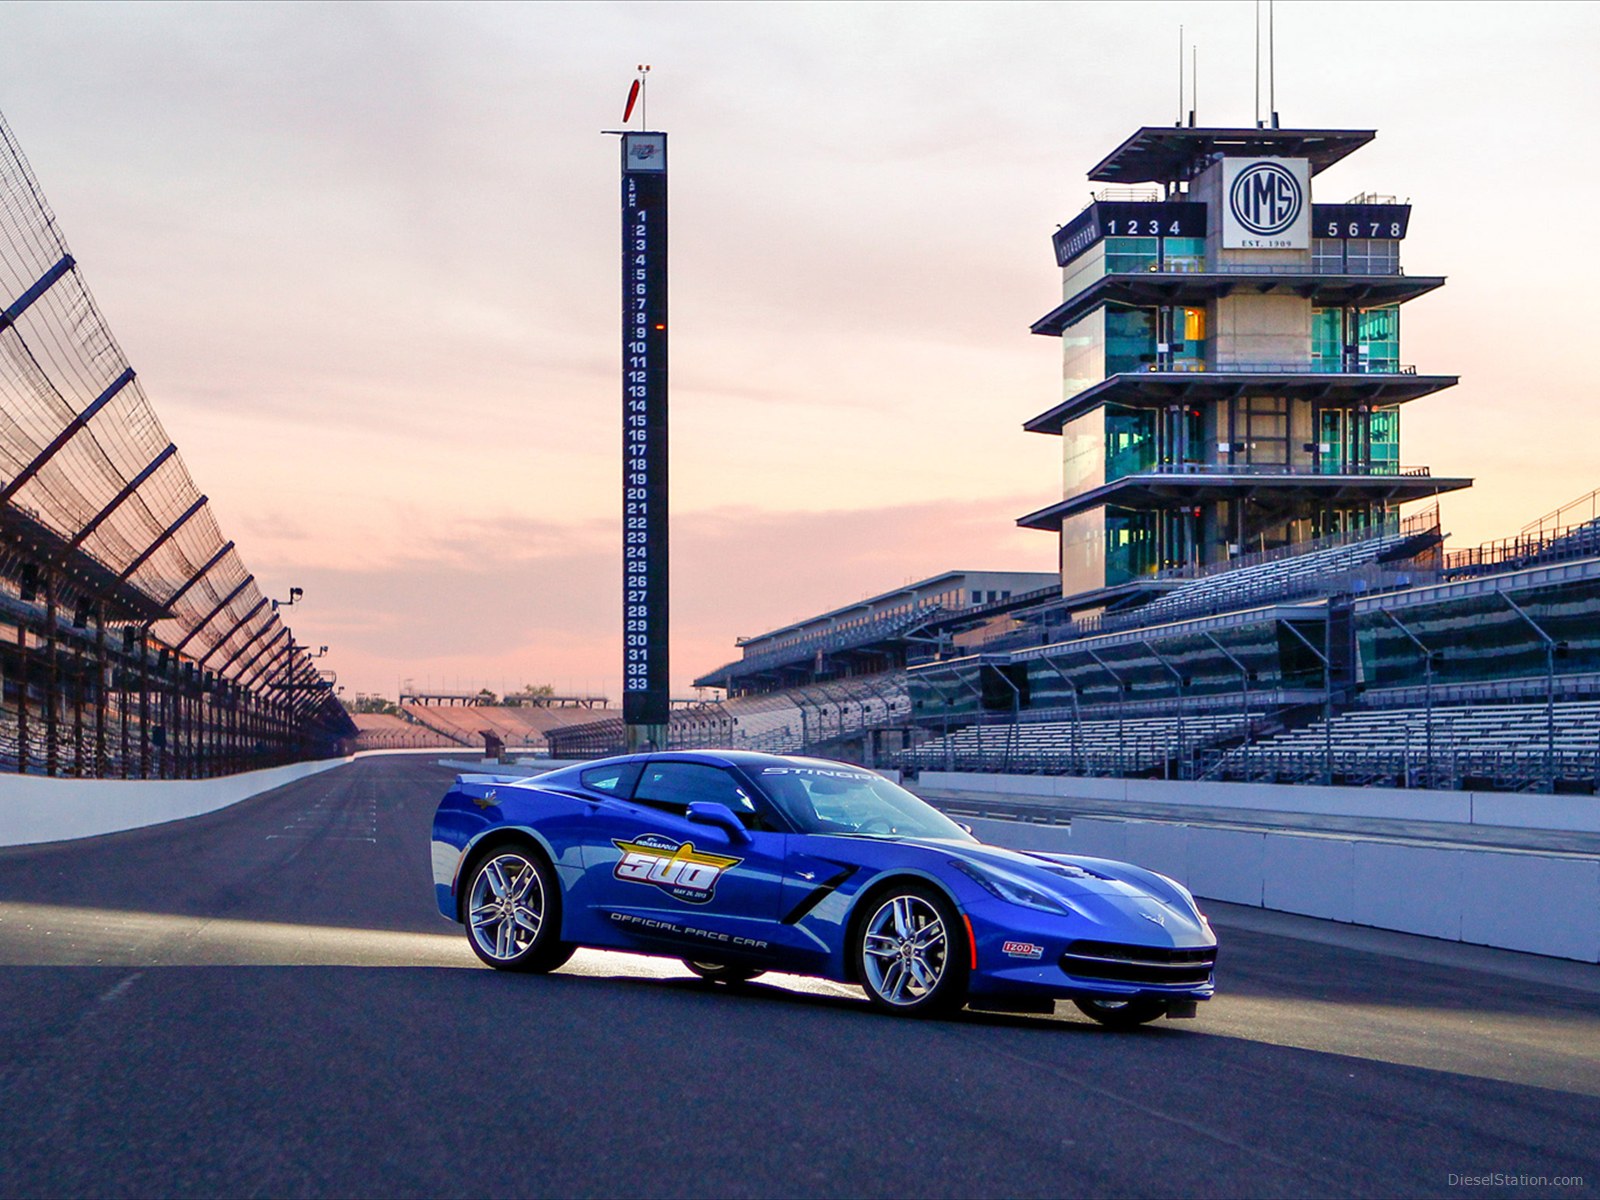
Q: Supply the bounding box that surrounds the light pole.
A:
[1500,593,1564,793]
[1143,640,1188,780]
[1279,621,1333,783]
[1203,631,1254,766]
[1380,611,1440,787]
[1086,648,1129,778]
[268,589,303,763]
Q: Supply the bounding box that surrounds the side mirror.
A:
[686,801,752,843]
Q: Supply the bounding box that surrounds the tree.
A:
[345,693,400,716]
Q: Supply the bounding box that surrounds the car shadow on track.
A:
[501,960,1177,1036]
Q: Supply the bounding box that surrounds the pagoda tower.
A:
[1018,126,1470,612]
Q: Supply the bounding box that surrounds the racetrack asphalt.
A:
[0,755,1596,1199]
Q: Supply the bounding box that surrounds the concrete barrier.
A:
[967,811,1600,963]
[0,757,351,848]
[918,770,1600,832]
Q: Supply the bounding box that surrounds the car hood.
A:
[848,835,1213,947]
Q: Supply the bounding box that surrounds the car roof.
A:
[589,749,837,770]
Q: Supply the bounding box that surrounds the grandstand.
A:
[0,109,351,778]
[694,571,1056,694]
[983,505,1442,653]
[397,699,614,754]
[897,515,1600,793]
[544,677,914,762]
[537,572,1052,761]
[1200,700,1600,792]
[348,711,455,752]
[902,710,1269,777]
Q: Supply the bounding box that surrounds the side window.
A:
[581,761,642,796]
[633,763,767,827]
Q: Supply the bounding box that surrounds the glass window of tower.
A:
[1174,306,1206,369]
[1318,409,1348,474]
[1062,410,1106,498]
[1318,409,1398,474]
[1346,239,1399,275]
[1061,243,1107,306]
[1358,305,1400,371]
[1105,405,1157,482]
[1061,508,1106,594]
[1104,236,1158,274]
[1370,406,1400,472]
[1312,306,1400,372]
[1060,312,1106,398]
[1105,307,1156,375]
[1105,507,1140,585]
[1104,506,1163,586]
[1163,237,1205,273]
[1313,238,1344,274]
[1312,308,1342,370]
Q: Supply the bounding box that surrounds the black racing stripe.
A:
[781,866,858,925]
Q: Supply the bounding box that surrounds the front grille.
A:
[1060,939,1217,985]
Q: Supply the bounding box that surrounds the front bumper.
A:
[964,897,1217,1002]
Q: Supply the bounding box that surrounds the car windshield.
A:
[753,764,975,841]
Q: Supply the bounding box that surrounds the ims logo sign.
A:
[1222,157,1310,249]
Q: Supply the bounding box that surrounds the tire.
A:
[683,960,764,985]
[854,883,968,1017]
[1073,996,1168,1029]
[463,845,574,973]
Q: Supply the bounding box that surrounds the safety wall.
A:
[950,781,1600,963]
[921,770,1600,833]
[0,756,350,848]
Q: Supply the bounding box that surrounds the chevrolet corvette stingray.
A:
[430,750,1216,1026]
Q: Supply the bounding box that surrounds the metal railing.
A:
[1107,261,1406,279]
[1193,743,1600,794]
[1155,506,1434,582]
[1129,462,1430,479]
[1521,486,1600,539]
[1092,187,1162,203]
[901,710,1600,795]
[1141,361,1418,376]
[1446,520,1600,576]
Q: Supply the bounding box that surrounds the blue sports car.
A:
[430,750,1216,1027]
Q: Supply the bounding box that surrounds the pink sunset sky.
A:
[0,0,1595,700]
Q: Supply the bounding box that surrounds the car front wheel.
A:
[855,885,967,1016]
[464,847,573,972]
[1073,996,1168,1028]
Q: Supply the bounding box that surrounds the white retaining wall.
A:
[0,757,351,848]
[921,770,1600,833]
[963,811,1600,963]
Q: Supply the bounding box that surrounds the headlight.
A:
[950,860,1070,915]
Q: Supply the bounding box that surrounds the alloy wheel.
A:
[861,893,949,1007]
[468,852,544,963]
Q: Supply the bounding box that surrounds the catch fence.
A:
[0,110,352,776]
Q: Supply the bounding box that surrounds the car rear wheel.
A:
[464,847,574,972]
[683,960,764,984]
[855,885,967,1017]
[1073,996,1168,1028]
